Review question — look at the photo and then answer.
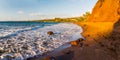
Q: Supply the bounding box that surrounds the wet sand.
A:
[28,20,120,60]
[50,21,120,60]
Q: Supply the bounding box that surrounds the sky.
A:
[0,0,97,21]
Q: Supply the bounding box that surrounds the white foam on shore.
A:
[0,23,83,60]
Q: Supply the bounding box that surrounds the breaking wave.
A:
[0,22,83,60]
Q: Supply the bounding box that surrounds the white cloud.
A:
[17,11,24,15]
[29,13,41,16]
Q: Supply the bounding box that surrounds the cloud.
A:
[29,12,41,16]
[17,11,24,15]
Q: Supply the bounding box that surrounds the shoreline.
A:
[27,21,118,60]
[0,22,83,60]
[0,21,119,60]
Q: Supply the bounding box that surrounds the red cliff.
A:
[88,0,120,22]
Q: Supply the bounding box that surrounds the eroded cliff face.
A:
[76,0,120,43]
[88,0,120,22]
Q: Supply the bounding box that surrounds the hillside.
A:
[32,12,91,22]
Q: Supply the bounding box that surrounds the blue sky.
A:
[0,0,97,21]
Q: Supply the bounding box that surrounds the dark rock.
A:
[78,38,84,42]
[47,31,54,35]
[71,38,84,47]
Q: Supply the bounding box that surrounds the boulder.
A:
[70,38,84,46]
[47,31,54,35]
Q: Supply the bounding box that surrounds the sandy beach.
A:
[27,20,120,60]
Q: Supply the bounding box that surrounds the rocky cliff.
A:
[88,0,120,22]
[74,0,120,60]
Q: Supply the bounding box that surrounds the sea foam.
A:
[0,23,83,60]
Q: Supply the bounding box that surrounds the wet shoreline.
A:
[0,23,83,60]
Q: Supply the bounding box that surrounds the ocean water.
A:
[0,21,83,60]
[0,22,58,38]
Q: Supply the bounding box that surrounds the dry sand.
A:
[49,21,120,60]
[27,20,120,60]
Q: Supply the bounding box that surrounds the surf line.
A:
[0,26,43,39]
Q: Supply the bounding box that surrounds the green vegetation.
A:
[33,12,91,22]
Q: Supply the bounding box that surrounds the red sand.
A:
[27,19,120,60]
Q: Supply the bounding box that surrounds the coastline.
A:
[0,21,119,60]
[0,22,84,60]
[27,21,119,60]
